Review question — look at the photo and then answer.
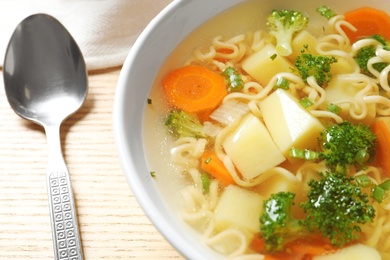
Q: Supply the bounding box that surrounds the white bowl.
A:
[114,0,390,258]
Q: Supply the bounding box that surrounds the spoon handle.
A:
[47,170,83,260]
[45,125,83,260]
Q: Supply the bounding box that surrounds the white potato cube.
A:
[214,185,264,234]
[325,75,376,125]
[222,113,286,180]
[242,43,293,86]
[289,30,318,62]
[259,89,324,158]
[313,243,381,260]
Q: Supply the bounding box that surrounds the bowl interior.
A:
[114,0,390,258]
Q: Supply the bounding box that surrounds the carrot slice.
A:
[372,119,390,176]
[215,48,234,62]
[162,65,227,114]
[287,236,335,257]
[343,7,390,43]
[201,150,235,186]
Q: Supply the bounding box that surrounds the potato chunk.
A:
[214,185,264,234]
[289,30,318,62]
[222,113,286,180]
[242,43,292,86]
[325,75,376,125]
[259,89,324,158]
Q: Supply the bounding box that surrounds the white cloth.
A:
[0,0,172,71]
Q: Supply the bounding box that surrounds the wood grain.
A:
[0,68,183,259]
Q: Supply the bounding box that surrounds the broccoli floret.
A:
[354,34,390,76]
[165,110,205,138]
[289,121,377,173]
[259,192,304,253]
[301,171,375,247]
[259,173,375,253]
[266,10,309,56]
[318,121,377,173]
[295,45,337,87]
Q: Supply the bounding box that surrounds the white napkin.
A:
[0,0,172,71]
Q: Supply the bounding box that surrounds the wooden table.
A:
[0,68,183,259]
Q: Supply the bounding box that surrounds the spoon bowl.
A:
[3,14,87,260]
[4,14,87,125]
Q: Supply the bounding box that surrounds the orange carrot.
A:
[287,236,336,257]
[372,119,390,176]
[201,150,235,186]
[215,48,234,62]
[162,65,227,114]
[343,7,390,43]
[249,234,266,253]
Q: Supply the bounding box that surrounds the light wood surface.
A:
[0,68,183,259]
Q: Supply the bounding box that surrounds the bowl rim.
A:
[113,0,248,258]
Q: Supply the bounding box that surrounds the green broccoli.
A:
[259,192,304,253]
[165,110,205,138]
[259,173,375,253]
[318,121,377,173]
[290,121,377,173]
[266,10,309,56]
[295,45,337,87]
[354,34,390,77]
[301,171,375,247]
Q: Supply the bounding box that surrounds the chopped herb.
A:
[355,174,372,187]
[327,103,341,114]
[147,98,152,104]
[372,185,386,203]
[316,6,337,20]
[221,66,244,92]
[274,77,290,90]
[270,53,277,60]
[201,172,211,193]
[379,179,390,190]
[150,171,156,178]
[289,147,319,160]
[299,97,314,108]
[205,157,212,164]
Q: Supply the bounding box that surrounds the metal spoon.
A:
[3,14,87,260]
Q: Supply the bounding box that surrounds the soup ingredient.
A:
[200,172,211,193]
[165,110,205,138]
[259,191,303,253]
[316,6,337,20]
[353,34,390,77]
[259,89,324,159]
[201,150,235,186]
[162,65,227,114]
[371,118,390,176]
[266,9,309,56]
[325,75,376,125]
[209,99,249,126]
[301,171,375,247]
[295,46,338,87]
[242,44,292,86]
[214,185,264,235]
[221,66,244,92]
[290,121,377,172]
[343,7,390,43]
[318,121,377,173]
[313,243,381,260]
[259,171,375,254]
[222,113,286,180]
